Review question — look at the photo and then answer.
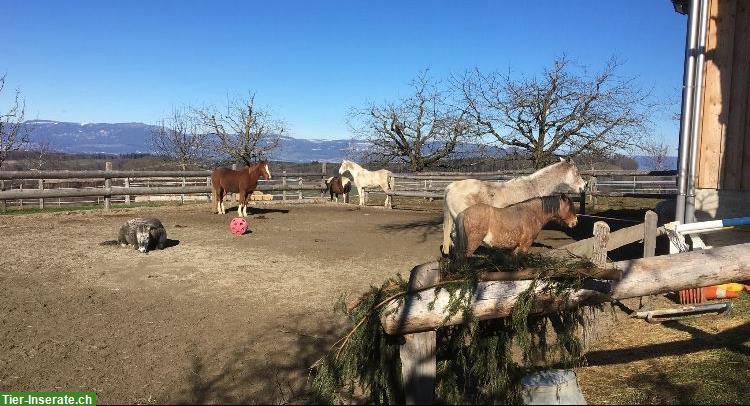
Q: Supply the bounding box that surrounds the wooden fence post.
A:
[124,178,131,205]
[298,178,303,200]
[19,182,23,209]
[592,221,610,268]
[321,162,327,199]
[400,263,439,405]
[282,171,287,201]
[231,163,238,203]
[181,176,186,204]
[386,175,395,209]
[38,179,44,210]
[643,210,657,258]
[206,176,212,202]
[1,180,6,213]
[104,161,112,211]
[589,176,598,211]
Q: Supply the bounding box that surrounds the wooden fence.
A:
[357,170,678,209]
[0,162,332,212]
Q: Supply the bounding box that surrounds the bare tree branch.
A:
[348,71,475,172]
[0,74,30,169]
[150,107,210,169]
[458,57,657,169]
[195,94,286,166]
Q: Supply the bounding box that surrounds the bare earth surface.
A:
[2,201,749,404]
[3,201,563,404]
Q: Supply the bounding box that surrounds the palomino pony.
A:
[454,194,578,258]
[325,176,352,203]
[442,158,586,255]
[338,160,392,207]
[211,161,271,217]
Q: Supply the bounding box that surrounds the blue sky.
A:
[2,0,685,149]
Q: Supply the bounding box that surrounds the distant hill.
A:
[23,120,671,167]
[23,120,361,162]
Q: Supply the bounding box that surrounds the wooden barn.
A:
[673,0,750,222]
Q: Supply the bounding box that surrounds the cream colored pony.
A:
[441,158,587,255]
[338,160,392,207]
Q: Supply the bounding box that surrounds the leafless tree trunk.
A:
[150,107,209,170]
[348,71,474,172]
[195,94,286,166]
[0,74,29,169]
[35,140,51,170]
[640,141,670,171]
[458,57,656,169]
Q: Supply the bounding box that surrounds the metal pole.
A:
[685,0,710,224]
[675,0,701,224]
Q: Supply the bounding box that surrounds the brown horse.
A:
[325,176,352,203]
[454,194,578,258]
[211,161,271,217]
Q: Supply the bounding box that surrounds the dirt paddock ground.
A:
[1,201,749,404]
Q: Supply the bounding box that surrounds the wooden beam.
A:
[698,0,736,189]
[380,242,750,335]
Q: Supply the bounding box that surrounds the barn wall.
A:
[696,0,750,191]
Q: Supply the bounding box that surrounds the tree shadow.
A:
[378,216,443,243]
[584,321,750,367]
[171,316,343,404]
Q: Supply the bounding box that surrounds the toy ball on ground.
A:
[229,217,248,236]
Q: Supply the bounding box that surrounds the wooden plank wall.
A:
[697,0,750,191]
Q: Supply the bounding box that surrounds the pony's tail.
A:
[453,210,467,264]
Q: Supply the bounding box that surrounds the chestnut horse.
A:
[211,161,271,217]
[454,194,578,258]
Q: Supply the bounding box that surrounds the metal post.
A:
[104,161,112,211]
[686,0,710,224]
[675,0,701,224]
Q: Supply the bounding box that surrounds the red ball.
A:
[229,217,248,236]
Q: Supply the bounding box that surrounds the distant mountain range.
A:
[22,120,677,169]
[23,120,363,162]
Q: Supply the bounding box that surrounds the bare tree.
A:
[195,94,286,166]
[150,107,209,169]
[0,74,29,169]
[348,71,474,172]
[640,141,670,171]
[34,140,52,170]
[459,57,655,169]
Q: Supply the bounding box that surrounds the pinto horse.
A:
[325,176,352,203]
[442,157,587,256]
[211,161,271,217]
[338,160,392,207]
[454,194,578,258]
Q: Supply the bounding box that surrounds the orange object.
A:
[679,288,704,304]
[703,285,740,300]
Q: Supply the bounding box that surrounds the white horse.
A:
[441,158,587,255]
[338,160,392,207]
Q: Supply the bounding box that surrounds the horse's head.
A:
[257,160,271,180]
[556,194,578,228]
[556,157,587,193]
[339,160,352,175]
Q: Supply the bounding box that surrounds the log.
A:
[0,170,324,180]
[381,242,750,334]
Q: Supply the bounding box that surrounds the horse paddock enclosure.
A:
[2,201,750,404]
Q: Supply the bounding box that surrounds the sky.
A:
[1,0,686,150]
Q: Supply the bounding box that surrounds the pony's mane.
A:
[513,195,566,214]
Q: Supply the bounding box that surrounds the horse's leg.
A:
[442,207,454,256]
[211,188,218,213]
[217,189,224,214]
[239,191,247,217]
